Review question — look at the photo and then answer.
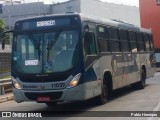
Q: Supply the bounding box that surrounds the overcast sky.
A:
[24,0,139,7]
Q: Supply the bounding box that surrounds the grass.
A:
[0,75,11,80]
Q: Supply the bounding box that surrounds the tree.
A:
[0,19,5,43]
[0,19,11,44]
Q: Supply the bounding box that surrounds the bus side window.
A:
[144,34,150,51]
[119,29,129,52]
[84,32,97,56]
[97,26,110,52]
[109,28,120,52]
[149,34,154,51]
[137,33,145,52]
[129,31,138,53]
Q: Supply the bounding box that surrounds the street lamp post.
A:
[2,5,11,30]
[38,0,40,16]
[66,0,72,12]
[2,5,12,48]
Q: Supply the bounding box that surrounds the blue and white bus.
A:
[2,13,156,106]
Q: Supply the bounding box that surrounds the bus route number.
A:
[52,83,65,88]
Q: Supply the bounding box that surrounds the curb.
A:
[0,95,13,103]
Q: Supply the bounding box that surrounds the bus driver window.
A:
[83,32,96,57]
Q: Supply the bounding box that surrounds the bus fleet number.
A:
[52,83,65,88]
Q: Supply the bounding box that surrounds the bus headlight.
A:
[12,77,22,90]
[14,82,22,90]
[67,73,81,89]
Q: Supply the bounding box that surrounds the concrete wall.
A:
[81,0,140,26]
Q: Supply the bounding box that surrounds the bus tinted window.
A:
[120,30,129,52]
[144,34,150,51]
[137,33,145,51]
[110,28,120,52]
[97,26,110,52]
[110,28,119,40]
[129,31,138,53]
[149,35,154,51]
[98,39,109,52]
[84,32,97,56]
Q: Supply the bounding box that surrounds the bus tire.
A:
[45,102,58,107]
[138,69,146,89]
[96,83,108,105]
[132,69,146,90]
[96,72,113,105]
[105,73,113,100]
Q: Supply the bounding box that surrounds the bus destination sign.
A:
[19,18,71,30]
[37,20,55,27]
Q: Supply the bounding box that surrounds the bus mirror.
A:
[1,30,13,50]
[84,25,89,32]
[1,32,6,50]
[2,38,5,50]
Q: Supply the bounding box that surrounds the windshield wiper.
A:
[46,31,61,61]
[28,33,41,60]
[47,31,61,51]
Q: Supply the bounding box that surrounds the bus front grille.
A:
[18,74,69,83]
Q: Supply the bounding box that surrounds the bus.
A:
[2,13,156,106]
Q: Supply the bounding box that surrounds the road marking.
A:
[148,100,160,120]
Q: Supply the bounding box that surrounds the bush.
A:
[0,19,11,44]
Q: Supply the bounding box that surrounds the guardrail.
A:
[0,78,12,95]
[0,72,11,79]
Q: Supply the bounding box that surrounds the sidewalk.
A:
[0,93,13,103]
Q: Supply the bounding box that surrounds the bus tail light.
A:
[67,73,81,89]
[12,77,22,90]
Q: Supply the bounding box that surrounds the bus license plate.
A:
[37,97,50,102]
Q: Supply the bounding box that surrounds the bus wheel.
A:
[138,69,146,89]
[96,84,108,105]
[132,69,146,89]
[45,102,58,107]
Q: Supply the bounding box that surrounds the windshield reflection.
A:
[13,30,79,74]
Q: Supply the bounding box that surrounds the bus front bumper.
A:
[13,84,85,103]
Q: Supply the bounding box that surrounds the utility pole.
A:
[66,0,72,12]
[38,0,40,16]
[11,0,13,5]
[2,5,11,30]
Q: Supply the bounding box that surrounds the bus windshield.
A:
[13,30,79,74]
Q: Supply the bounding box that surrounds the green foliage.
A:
[0,19,5,43]
[0,19,11,44]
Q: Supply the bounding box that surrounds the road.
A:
[0,73,160,120]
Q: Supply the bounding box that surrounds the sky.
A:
[24,0,139,7]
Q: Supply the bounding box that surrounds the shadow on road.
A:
[32,84,153,117]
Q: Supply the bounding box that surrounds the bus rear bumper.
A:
[13,84,85,103]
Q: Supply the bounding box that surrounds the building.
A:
[139,0,160,67]
[0,2,51,27]
[0,0,140,28]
